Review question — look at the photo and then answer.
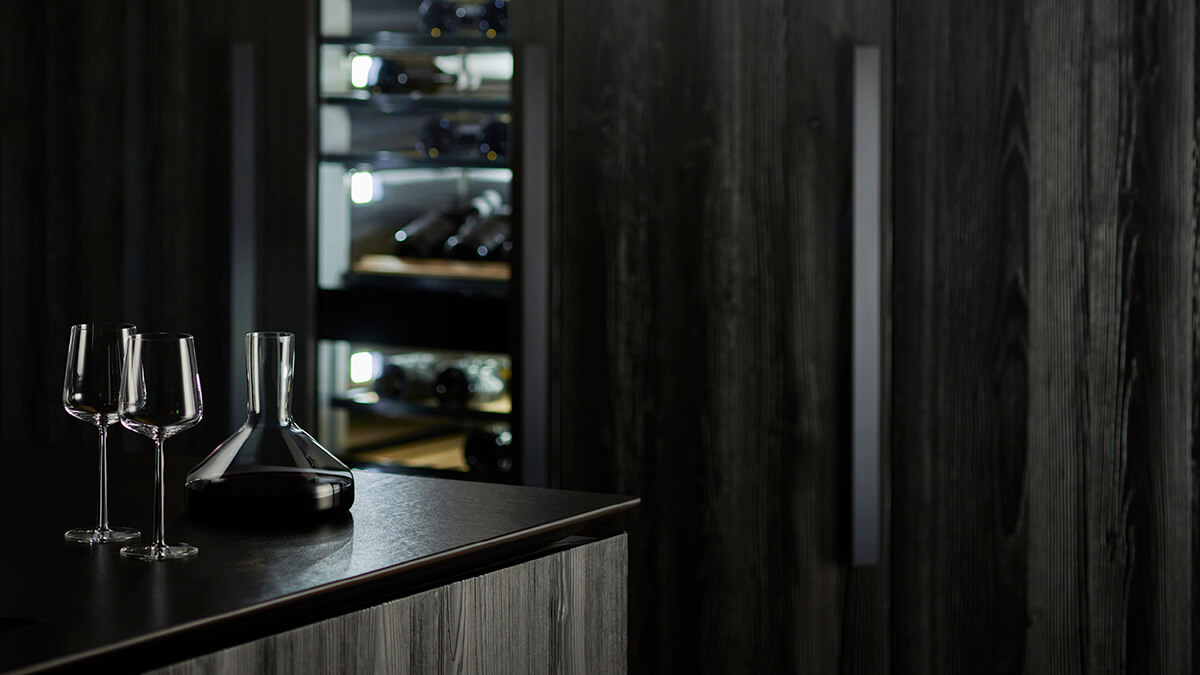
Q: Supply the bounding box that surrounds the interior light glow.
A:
[432,53,513,81]
[349,351,375,384]
[350,54,373,88]
[350,171,375,204]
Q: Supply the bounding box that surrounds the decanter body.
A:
[185,332,354,518]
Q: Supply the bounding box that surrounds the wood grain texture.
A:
[0,450,635,673]
[894,0,1197,673]
[550,0,890,672]
[147,535,627,675]
[891,2,1032,673]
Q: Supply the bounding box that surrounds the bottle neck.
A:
[246,333,293,425]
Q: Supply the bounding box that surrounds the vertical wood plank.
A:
[1020,0,1090,669]
[1026,0,1197,672]
[1124,3,1196,672]
[895,0,1197,672]
[892,1,1033,673]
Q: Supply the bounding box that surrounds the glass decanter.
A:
[184,331,354,519]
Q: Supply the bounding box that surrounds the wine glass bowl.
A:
[61,323,141,544]
[118,332,203,561]
[120,408,202,439]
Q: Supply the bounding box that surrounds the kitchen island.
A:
[0,443,635,674]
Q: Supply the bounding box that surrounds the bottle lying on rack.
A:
[479,118,509,161]
[374,352,440,402]
[416,115,510,160]
[419,0,509,38]
[353,54,457,95]
[392,209,461,258]
[478,1,509,38]
[433,356,509,408]
[444,208,512,260]
[464,422,516,481]
[416,117,475,160]
[393,189,504,258]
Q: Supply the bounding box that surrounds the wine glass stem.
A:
[153,435,166,549]
[97,424,110,532]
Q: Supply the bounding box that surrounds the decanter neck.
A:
[246,332,294,425]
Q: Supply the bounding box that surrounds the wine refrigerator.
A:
[314,0,546,485]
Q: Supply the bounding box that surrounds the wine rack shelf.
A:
[321,151,508,170]
[350,432,471,471]
[333,388,512,423]
[343,255,509,295]
[322,33,510,52]
[353,254,509,280]
[340,271,507,296]
[323,92,511,114]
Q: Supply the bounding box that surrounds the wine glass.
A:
[62,323,141,544]
[118,333,203,561]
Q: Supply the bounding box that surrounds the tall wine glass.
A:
[62,323,141,544]
[118,333,203,561]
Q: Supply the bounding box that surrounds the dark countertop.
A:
[0,442,636,674]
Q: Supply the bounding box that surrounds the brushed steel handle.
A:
[851,44,881,567]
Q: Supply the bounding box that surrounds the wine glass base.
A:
[120,543,198,561]
[64,527,141,544]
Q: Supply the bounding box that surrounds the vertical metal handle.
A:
[519,44,550,487]
[851,45,881,567]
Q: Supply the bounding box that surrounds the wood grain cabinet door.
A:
[546,1,892,672]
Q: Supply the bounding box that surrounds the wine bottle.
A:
[479,118,509,161]
[443,191,505,256]
[473,188,505,214]
[416,116,486,159]
[393,208,463,258]
[434,357,508,408]
[393,191,502,258]
[477,1,509,38]
[419,0,509,38]
[418,0,462,37]
[464,422,516,480]
[356,55,457,95]
[446,211,512,260]
[373,353,439,402]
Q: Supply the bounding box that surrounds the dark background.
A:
[3,1,1198,674]
[0,1,312,459]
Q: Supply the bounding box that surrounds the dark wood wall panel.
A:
[245,0,319,427]
[0,3,127,445]
[552,0,890,672]
[134,0,234,450]
[0,4,50,443]
[894,0,1197,673]
[0,2,313,451]
[0,1,235,450]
